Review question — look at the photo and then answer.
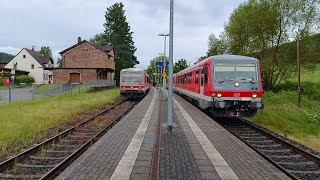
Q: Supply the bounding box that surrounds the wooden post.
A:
[297,34,301,108]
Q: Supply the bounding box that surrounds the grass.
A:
[0,88,120,157]
[34,84,61,93]
[247,65,320,152]
[0,85,12,90]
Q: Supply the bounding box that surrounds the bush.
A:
[0,77,3,85]
[276,80,320,101]
[15,75,35,85]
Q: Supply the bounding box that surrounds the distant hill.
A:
[0,52,14,64]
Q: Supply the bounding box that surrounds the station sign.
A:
[156,61,169,67]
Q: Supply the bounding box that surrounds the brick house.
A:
[49,37,115,84]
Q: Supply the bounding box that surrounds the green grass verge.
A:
[34,84,61,93]
[0,88,120,157]
[0,86,11,90]
[247,65,320,152]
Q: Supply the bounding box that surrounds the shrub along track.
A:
[0,98,139,179]
[218,118,320,180]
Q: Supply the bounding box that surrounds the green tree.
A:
[207,33,229,56]
[225,0,320,89]
[92,2,139,85]
[197,32,229,63]
[173,59,188,73]
[90,33,109,46]
[56,57,62,67]
[146,56,169,85]
[39,46,52,58]
[0,52,14,62]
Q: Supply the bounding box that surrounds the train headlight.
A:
[235,82,240,87]
[252,93,257,98]
[217,93,222,98]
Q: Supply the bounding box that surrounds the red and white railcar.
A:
[120,68,150,99]
[173,55,263,117]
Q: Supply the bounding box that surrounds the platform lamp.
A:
[158,33,169,91]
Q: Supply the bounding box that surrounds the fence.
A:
[0,80,116,103]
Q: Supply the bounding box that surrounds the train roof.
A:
[175,54,258,75]
[121,68,145,72]
[210,55,258,62]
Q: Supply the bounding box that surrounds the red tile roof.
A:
[25,48,53,67]
[59,40,113,55]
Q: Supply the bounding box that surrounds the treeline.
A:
[0,52,14,62]
[201,0,320,90]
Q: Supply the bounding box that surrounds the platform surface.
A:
[56,88,290,180]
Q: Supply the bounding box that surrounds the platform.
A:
[56,88,290,180]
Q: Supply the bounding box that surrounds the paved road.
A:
[0,87,44,102]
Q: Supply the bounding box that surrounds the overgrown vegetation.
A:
[0,88,120,157]
[201,0,320,90]
[248,66,320,151]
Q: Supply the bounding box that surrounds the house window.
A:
[31,64,34,69]
[13,64,17,69]
[23,55,26,58]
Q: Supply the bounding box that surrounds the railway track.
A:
[218,118,320,180]
[0,99,138,180]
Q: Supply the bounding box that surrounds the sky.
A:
[0,0,246,70]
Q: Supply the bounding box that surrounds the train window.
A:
[196,70,198,84]
[195,70,199,84]
[204,67,208,85]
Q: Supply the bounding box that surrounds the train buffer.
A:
[56,88,290,180]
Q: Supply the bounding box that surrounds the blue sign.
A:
[156,61,169,67]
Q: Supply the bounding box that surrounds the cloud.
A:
[0,46,20,55]
[0,0,245,70]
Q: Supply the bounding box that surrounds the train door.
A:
[200,67,204,108]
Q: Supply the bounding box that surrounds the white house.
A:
[5,48,53,84]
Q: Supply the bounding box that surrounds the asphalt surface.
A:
[0,87,43,102]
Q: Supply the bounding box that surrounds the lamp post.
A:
[167,0,174,132]
[158,33,169,91]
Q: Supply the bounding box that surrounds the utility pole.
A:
[167,0,174,132]
[297,33,301,108]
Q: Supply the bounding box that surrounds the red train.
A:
[173,55,263,117]
[120,68,150,99]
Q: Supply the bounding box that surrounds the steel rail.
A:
[223,120,298,180]
[41,100,138,180]
[222,118,320,180]
[239,118,320,165]
[0,99,128,173]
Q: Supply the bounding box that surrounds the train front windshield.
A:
[122,72,143,85]
[214,62,258,82]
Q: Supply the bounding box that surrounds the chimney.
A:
[78,37,81,44]
[31,46,35,51]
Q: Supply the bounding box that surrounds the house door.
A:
[69,73,80,84]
